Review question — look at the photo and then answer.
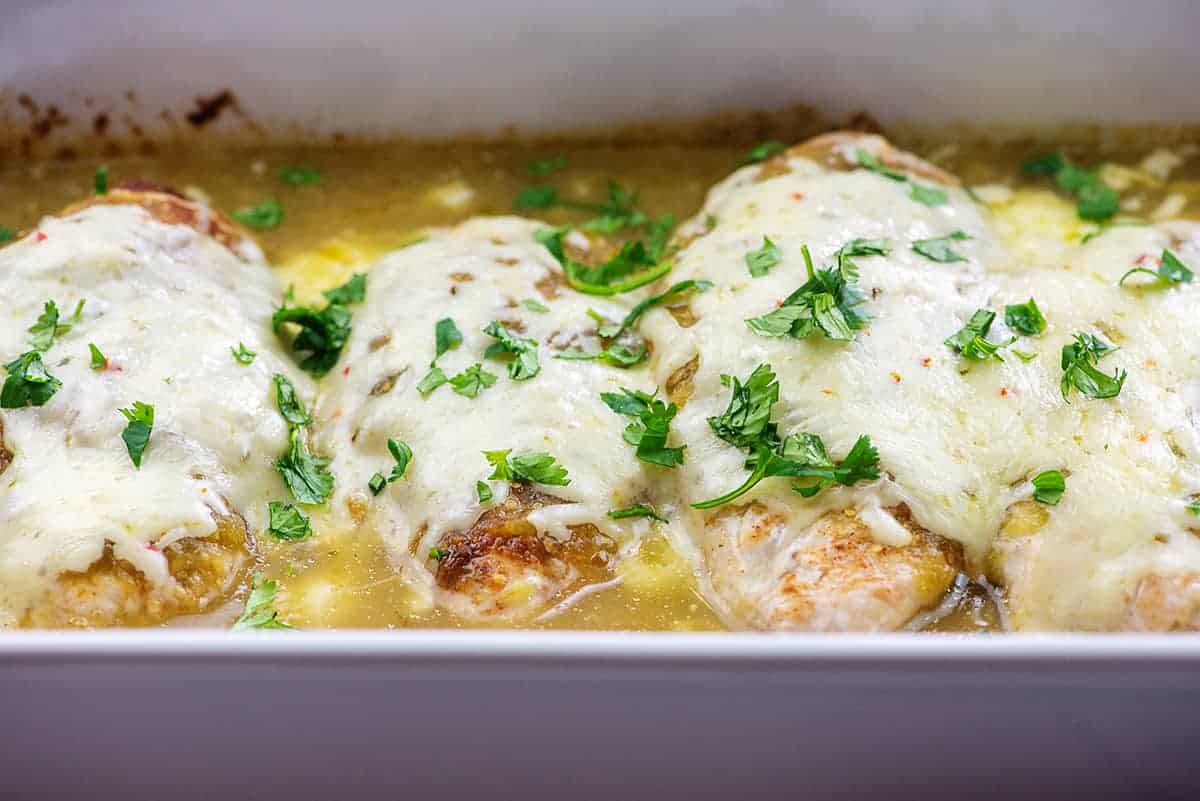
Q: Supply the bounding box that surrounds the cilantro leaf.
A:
[118,401,155,468]
[279,166,323,186]
[602,279,712,342]
[232,199,283,229]
[0,228,13,244]
[707,364,780,451]
[742,140,787,165]
[523,298,550,313]
[556,343,647,368]
[908,183,948,207]
[746,243,870,342]
[231,342,256,365]
[93,165,109,195]
[535,226,673,297]
[855,149,906,181]
[608,504,668,523]
[528,155,567,176]
[89,343,108,370]
[433,317,463,361]
[272,300,353,377]
[483,321,540,380]
[273,373,311,428]
[1060,332,1126,401]
[912,230,970,263]
[417,366,448,395]
[1119,249,1194,288]
[449,363,498,398]
[1031,470,1065,505]
[483,450,570,486]
[745,236,782,277]
[1022,152,1119,222]
[232,574,292,631]
[322,274,366,305]
[476,480,493,502]
[1004,298,1047,335]
[369,438,413,494]
[267,501,312,540]
[516,185,561,210]
[602,388,685,467]
[945,309,1015,361]
[1,351,61,408]
[275,430,334,505]
[28,300,61,351]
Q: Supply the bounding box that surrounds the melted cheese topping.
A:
[643,138,1200,630]
[0,204,311,626]
[314,217,673,618]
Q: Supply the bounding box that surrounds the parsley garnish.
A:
[483,321,540,380]
[483,450,570,486]
[275,430,334,505]
[1022,152,1119,222]
[944,309,1014,361]
[273,275,365,377]
[518,179,648,233]
[429,547,447,561]
[118,401,155,468]
[1004,298,1047,336]
[417,366,447,395]
[745,236,782,277]
[535,225,673,296]
[322,273,366,305]
[742,141,787,165]
[1119,249,1194,288]
[746,243,871,342]
[231,342,256,364]
[693,363,880,508]
[527,156,567,176]
[1,351,61,408]
[273,373,311,427]
[855,148,907,181]
[93,165,109,195]
[27,299,81,352]
[912,230,970,263]
[1031,470,1066,505]
[417,318,464,395]
[1060,332,1126,401]
[1187,497,1200,516]
[449,364,498,398]
[232,574,292,630]
[267,501,312,540]
[601,388,685,467]
[368,438,412,495]
[476,480,493,502]
[598,278,713,342]
[556,343,646,368]
[89,343,108,370]
[523,298,550,313]
[0,228,14,243]
[608,504,668,522]
[278,166,323,186]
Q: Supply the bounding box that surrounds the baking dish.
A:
[3,1,1200,798]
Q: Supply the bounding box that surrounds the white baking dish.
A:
[3,2,1200,799]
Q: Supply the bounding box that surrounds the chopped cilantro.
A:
[93,165,109,195]
[1021,152,1119,222]
[231,342,256,364]
[1060,332,1126,401]
[523,298,550,313]
[118,401,155,468]
[322,273,366,305]
[746,243,870,342]
[908,183,948,206]
[0,228,14,244]
[741,140,787,165]
[601,387,685,468]
[232,574,292,631]
[855,149,907,181]
[1031,470,1066,506]
[745,236,782,277]
[232,199,283,229]
[600,278,712,342]
[279,166,323,186]
[1119,249,1194,288]
[273,373,311,427]
[275,429,334,505]
[912,230,970,263]
[434,317,463,361]
[484,449,570,486]
[417,366,448,395]
[28,300,62,351]
[483,321,540,380]
[944,309,1014,361]
[535,225,673,296]
[369,438,413,494]
[476,480,493,502]
[608,504,668,523]
[1004,298,1047,336]
[449,363,499,398]
[89,343,108,370]
[267,501,313,540]
[527,155,567,176]
[1,351,61,408]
